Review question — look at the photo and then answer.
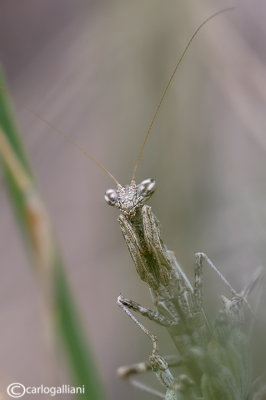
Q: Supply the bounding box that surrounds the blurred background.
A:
[0,0,266,399]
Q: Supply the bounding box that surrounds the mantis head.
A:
[105,178,156,216]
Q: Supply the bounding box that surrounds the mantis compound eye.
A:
[105,188,118,206]
[137,178,156,201]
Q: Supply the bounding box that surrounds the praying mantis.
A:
[102,7,263,399]
[4,6,264,399]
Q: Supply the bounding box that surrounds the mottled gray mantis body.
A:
[105,179,256,399]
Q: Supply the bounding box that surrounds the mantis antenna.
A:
[131,7,233,181]
[2,8,233,187]
[11,100,120,186]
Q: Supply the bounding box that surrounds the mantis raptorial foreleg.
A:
[117,292,198,399]
[118,295,179,327]
[117,294,178,399]
[118,203,175,290]
[142,205,172,283]
[118,212,159,290]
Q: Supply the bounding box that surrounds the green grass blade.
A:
[0,70,105,400]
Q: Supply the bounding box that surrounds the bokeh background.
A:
[0,0,266,399]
